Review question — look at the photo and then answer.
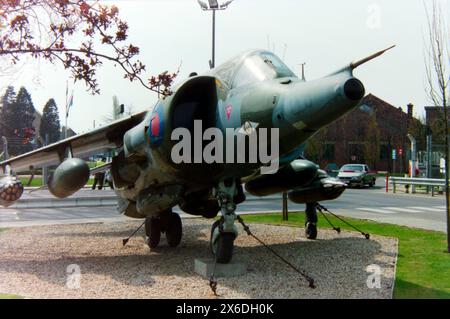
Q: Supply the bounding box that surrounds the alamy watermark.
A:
[366,3,381,29]
[366,264,381,289]
[66,264,81,289]
[171,120,279,174]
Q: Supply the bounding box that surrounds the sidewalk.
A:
[12,188,280,209]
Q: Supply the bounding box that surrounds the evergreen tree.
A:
[40,98,61,144]
[0,86,16,139]
[1,86,36,155]
[15,87,36,152]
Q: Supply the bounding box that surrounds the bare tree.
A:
[424,0,450,252]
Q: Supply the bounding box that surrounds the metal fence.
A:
[389,177,445,196]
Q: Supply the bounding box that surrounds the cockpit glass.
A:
[232,52,295,88]
[260,52,295,78]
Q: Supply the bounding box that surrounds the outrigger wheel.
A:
[305,222,318,240]
[165,212,182,247]
[210,220,236,264]
[145,217,161,248]
[305,202,318,240]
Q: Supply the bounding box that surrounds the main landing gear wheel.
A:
[166,212,182,247]
[305,222,318,240]
[145,217,161,248]
[210,220,235,264]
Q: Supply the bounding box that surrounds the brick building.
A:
[305,94,422,172]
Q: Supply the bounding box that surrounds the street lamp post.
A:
[197,0,234,69]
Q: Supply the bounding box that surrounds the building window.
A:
[323,143,335,161]
[380,144,389,160]
[348,142,365,163]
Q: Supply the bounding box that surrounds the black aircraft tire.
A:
[146,218,161,248]
[166,213,182,247]
[215,233,235,264]
[210,220,221,255]
[305,222,318,240]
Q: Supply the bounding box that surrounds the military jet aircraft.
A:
[0,46,393,263]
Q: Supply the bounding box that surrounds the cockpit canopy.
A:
[214,50,296,89]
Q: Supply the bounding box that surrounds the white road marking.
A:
[433,206,446,209]
[356,207,399,214]
[383,207,422,213]
[0,210,20,220]
[408,206,443,212]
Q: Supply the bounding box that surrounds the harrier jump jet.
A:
[0,46,393,263]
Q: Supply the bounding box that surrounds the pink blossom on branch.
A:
[0,0,177,95]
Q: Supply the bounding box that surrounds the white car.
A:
[337,164,376,188]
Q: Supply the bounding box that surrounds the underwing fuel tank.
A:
[288,170,347,204]
[245,159,318,196]
[0,175,24,207]
[48,158,90,198]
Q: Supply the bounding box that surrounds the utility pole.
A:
[425,131,433,194]
[42,134,49,186]
[407,134,417,193]
[282,192,288,221]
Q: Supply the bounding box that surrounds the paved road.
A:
[0,180,447,231]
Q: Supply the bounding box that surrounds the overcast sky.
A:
[1,0,449,134]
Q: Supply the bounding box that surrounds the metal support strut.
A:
[237,216,315,289]
[316,203,370,240]
[211,181,239,256]
[209,180,240,296]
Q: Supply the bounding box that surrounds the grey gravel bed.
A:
[0,218,397,298]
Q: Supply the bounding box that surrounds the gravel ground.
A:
[0,218,397,299]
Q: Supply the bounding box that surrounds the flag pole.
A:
[65,80,68,139]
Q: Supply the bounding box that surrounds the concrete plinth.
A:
[194,258,247,278]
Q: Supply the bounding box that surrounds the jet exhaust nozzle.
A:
[48,158,90,198]
[0,175,24,207]
[343,78,365,101]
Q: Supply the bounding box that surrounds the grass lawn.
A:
[242,212,450,299]
[0,294,23,299]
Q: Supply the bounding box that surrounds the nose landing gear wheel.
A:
[305,222,318,240]
[145,217,161,248]
[210,221,235,264]
[166,212,182,247]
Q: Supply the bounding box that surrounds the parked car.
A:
[337,164,376,188]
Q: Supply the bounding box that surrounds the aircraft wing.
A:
[0,111,147,173]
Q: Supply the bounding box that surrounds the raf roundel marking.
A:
[148,102,165,147]
[226,105,232,120]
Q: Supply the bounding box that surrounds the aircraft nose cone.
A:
[343,78,365,101]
